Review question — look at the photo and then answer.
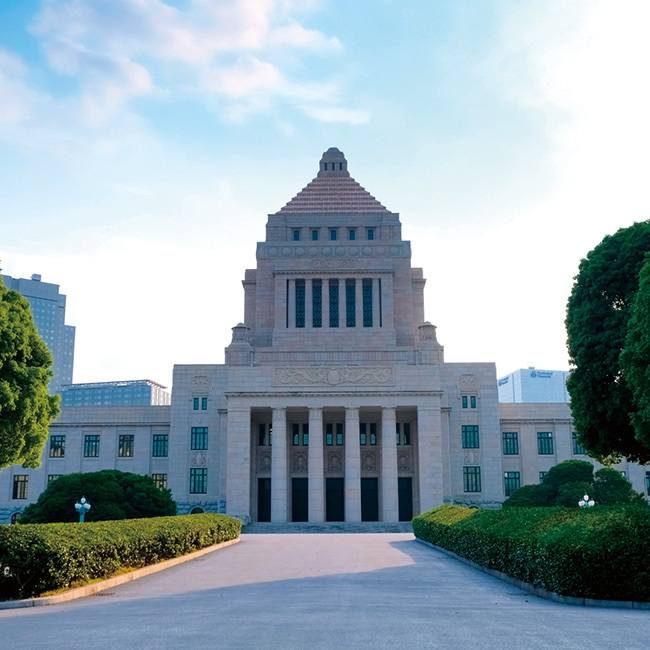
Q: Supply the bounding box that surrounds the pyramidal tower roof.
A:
[276,148,390,215]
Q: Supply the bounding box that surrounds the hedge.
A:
[0,513,241,600]
[413,504,650,602]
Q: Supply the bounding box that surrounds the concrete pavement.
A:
[1,533,649,649]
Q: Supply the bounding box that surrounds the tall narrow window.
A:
[191,427,208,450]
[346,279,356,327]
[470,396,476,408]
[49,435,65,458]
[462,425,479,449]
[292,423,300,446]
[462,396,468,409]
[12,475,28,499]
[326,423,333,446]
[403,422,411,445]
[336,422,344,445]
[152,434,168,457]
[312,280,322,328]
[362,278,373,327]
[502,432,519,455]
[190,468,207,494]
[84,434,100,458]
[330,229,337,241]
[258,423,266,446]
[193,397,199,410]
[293,229,300,241]
[463,467,481,492]
[312,229,319,241]
[504,471,521,496]
[537,432,554,455]
[329,280,339,328]
[119,435,134,457]
[201,397,208,410]
[349,229,356,240]
[360,423,367,446]
[370,423,377,446]
[295,279,305,328]
[367,228,374,240]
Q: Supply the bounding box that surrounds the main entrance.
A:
[292,478,308,522]
[326,478,344,521]
[398,477,413,521]
[361,477,379,521]
[258,478,271,522]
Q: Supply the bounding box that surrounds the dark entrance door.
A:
[361,477,379,521]
[398,477,413,521]
[326,478,344,521]
[292,478,309,522]
[258,478,271,522]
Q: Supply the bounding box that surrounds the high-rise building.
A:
[0,273,75,394]
[498,367,570,403]
[59,380,171,406]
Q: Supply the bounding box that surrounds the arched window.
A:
[190,507,204,514]
[10,512,22,524]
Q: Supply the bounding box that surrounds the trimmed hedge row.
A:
[0,513,241,600]
[413,504,650,602]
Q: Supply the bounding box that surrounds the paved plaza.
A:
[1,533,649,649]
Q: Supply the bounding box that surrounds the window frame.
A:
[49,435,66,458]
[189,468,207,494]
[152,433,169,458]
[118,434,135,458]
[84,434,100,458]
[502,431,519,455]
[461,425,480,449]
[191,427,209,451]
[463,466,481,493]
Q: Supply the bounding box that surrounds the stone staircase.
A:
[242,521,414,534]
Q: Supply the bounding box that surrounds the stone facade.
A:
[0,148,648,523]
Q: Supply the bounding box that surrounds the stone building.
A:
[0,148,647,523]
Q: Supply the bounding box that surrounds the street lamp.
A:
[75,496,91,522]
[578,494,595,508]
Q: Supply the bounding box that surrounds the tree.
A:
[620,254,650,451]
[0,276,60,469]
[593,467,646,506]
[19,470,177,523]
[566,221,650,463]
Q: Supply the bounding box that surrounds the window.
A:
[330,229,337,241]
[504,471,521,496]
[646,471,650,496]
[537,432,554,455]
[463,467,481,492]
[48,474,62,484]
[313,279,322,328]
[502,432,519,455]
[49,435,65,458]
[292,423,299,446]
[10,513,22,524]
[202,397,208,410]
[349,229,356,241]
[293,229,300,241]
[346,279,356,327]
[311,229,319,241]
[462,395,477,409]
[539,471,548,483]
[360,423,367,446]
[258,423,268,446]
[119,435,134,457]
[326,422,344,446]
[84,434,100,458]
[326,423,333,446]
[362,279,372,327]
[193,397,199,410]
[329,280,339,328]
[295,279,305,328]
[151,473,168,490]
[462,396,468,409]
[462,425,480,449]
[336,422,344,445]
[292,423,309,446]
[190,468,207,494]
[369,423,377,446]
[470,396,476,409]
[191,427,208,450]
[152,434,169,457]
[12,475,28,499]
[367,228,374,240]
[572,433,586,455]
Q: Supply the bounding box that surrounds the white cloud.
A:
[301,105,371,125]
[0,50,39,122]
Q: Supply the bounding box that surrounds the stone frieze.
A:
[274,366,394,387]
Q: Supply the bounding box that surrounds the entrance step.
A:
[242,521,413,534]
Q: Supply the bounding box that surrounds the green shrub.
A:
[544,460,595,490]
[413,504,650,601]
[20,470,176,523]
[593,468,646,505]
[502,483,555,507]
[0,513,241,600]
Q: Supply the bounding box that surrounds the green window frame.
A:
[504,471,521,496]
[537,432,554,455]
[191,427,208,451]
[118,434,134,457]
[190,468,207,494]
[151,473,168,490]
[49,435,65,458]
[462,425,479,449]
[84,434,100,458]
[502,432,519,455]
[12,475,28,499]
[463,466,481,492]
[152,434,169,457]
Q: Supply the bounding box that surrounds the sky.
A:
[1,0,649,391]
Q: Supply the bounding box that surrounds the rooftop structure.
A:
[498,367,570,403]
[59,379,171,406]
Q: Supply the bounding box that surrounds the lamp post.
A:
[75,496,91,522]
[578,494,595,508]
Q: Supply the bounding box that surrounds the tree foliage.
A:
[566,221,650,463]
[620,254,650,452]
[0,276,60,469]
[503,460,646,508]
[19,470,177,523]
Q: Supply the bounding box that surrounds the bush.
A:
[502,483,555,507]
[20,470,176,523]
[413,504,650,601]
[593,468,646,506]
[0,513,241,600]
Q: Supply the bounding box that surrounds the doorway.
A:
[361,477,379,521]
[326,478,344,521]
[398,477,413,521]
[292,478,309,522]
[258,478,271,522]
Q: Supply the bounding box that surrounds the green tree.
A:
[593,467,646,506]
[0,276,60,469]
[566,220,650,463]
[19,470,177,523]
[620,254,650,451]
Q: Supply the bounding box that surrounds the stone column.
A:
[288,280,296,329]
[372,278,380,328]
[271,407,288,522]
[308,407,325,522]
[345,407,361,521]
[226,406,252,521]
[381,407,399,521]
[417,400,444,514]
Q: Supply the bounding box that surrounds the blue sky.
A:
[1,0,649,389]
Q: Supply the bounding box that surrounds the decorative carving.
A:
[193,376,210,392]
[274,366,394,387]
[258,451,271,472]
[397,450,411,472]
[313,259,356,270]
[459,375,478,391]
[292,451,308,473]
[361,451,377,472]
[191,451,207,467]
[326,451,343,473]
[463,450,480,465]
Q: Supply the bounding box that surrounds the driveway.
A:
[1,533,648,649]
